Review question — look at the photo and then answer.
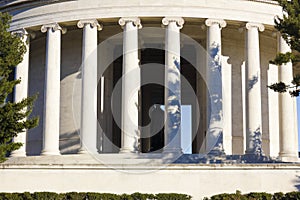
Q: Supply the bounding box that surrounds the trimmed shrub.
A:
[206,191,300,200]
[2,191,300,200]
[155,193,192,200]
[210,190,247,200]
[272,192,284,200]
[65,192,86,200]
[19,192,34,200]
[32,192,63,200]
[86,192,120,200]
[131,192,155,200]
[284,191,300,200]
[245,192,272,200]
[3,193,23,200]
[210,193,240,200]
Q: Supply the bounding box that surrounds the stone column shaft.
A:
[119,17,141,153]
[245,22,264,155]
[205,19,226,154]
[41,23,65,156]
[77,19,102,154]
[278,35,298,161]
[162,17,184,153]
[10,29,30,157]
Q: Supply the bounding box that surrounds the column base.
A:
[163,147,183,155]
[119,148,138,154]
[279,156,299,162]
[279,152,299,162]
[242,153,268,163]
[10,151,26,157]
[78,148,88,154]
[41,150,61,156]
[244,150,260,155]
[78,147,98,155]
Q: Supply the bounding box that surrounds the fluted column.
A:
[119,17,142,153]
[162,17,184,154]
[10,29,30,157]
[245,22,264,155]
[278,35,298,162]
[40,23,66,156]
[77,19,102,154]
[205,19,226,154]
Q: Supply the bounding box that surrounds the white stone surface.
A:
[1,156,300,200]
[268,64,280,158]
[244,22,264,155]
[77,19,101,154]
[278,36,299,162]
[162,17,184,154]
[222,55,232,155]
[40,23,62,156]
[119,18,141,153]
[205,18,226,153]
[8,0,282,32]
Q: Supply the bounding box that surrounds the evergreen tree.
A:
[0,13,38,162]
[268,0,300,96]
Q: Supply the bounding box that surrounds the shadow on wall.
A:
[60,130,80,154]
[294,175,300,191]
[248,74,259,90]
[206,43,224,156]
[27,130,81,155]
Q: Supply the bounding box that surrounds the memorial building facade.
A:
[1,0,300,199]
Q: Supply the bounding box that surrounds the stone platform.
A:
[1,154,300,199]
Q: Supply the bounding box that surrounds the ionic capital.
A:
[41,23,67,34]
[205,18,226,28]
[118,17,142,29]
[246,22,265,32]
[77,19,103,31]
[162,17,184,29]
[12,28,28,36]
[12,28,36,40]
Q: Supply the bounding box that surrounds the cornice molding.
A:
[1,0,278,11]
[6,0,282,31]
[0,0,75,12]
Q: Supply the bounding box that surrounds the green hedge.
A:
[205,191,300,200]
[0,192,191,200]
[2,191,300,200]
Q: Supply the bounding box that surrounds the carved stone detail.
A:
[118,17,142,29]
[41,23,67,34]
[162,17,184,29]
[77,19,103,31]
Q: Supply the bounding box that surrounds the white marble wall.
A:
[0,164,299,200]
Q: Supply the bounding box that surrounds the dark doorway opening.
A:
[140,46,199,153]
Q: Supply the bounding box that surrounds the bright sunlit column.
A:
[278,35,299,162]
[205,19,226,154]
[10,29,30,157]
[119,17,142,153]
[245,22,264,155]
[162,17,184,154]
[77,19,102,154]
[41,23,66,156]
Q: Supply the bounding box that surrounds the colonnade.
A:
[10,17,298,161]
